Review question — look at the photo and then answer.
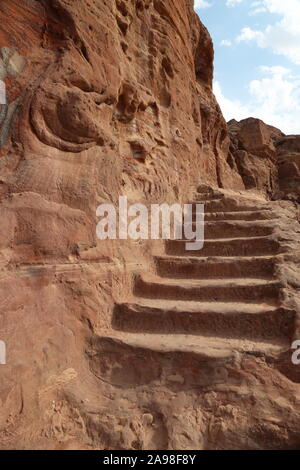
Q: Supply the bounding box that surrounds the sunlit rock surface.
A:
[1,0,300,450]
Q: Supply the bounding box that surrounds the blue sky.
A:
[194,0,300,134]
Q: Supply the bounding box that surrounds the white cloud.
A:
[237,0,300,64]
[248,6,267,15]
[194,0,212,9]
[214,66,300,134]
[214,81,251,122]
[226,0,244,6]
[249,0,267,11]
[237,27,265,44]
[220,39,232,46]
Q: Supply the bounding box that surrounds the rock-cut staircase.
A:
[95,186,297,382]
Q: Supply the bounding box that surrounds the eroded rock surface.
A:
[0,0,300,450]
[276,135,300,202]
[228,118,300,203]
[228,118,283,196]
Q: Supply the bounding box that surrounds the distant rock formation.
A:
[228,117,300,202]
[276,135,300,201]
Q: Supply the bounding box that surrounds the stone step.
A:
[189,199,271,213]
[165,236,280,257]
[96,332,287,360]
[91,333,287,388]
[134,274,282,302]
[155,255,277,279]
[205,210,278,221]
[195,191,224,201]
[113,299,294,340]
[185,220,274,239]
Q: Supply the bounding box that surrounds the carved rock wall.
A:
[1,0,300,451]
[0,0,244,449]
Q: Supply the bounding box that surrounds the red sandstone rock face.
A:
[1,1,300,451]
[276,135,300,201]
[228,118,284,196]
[228,118,300,202]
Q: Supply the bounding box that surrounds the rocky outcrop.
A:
[0,0,244,194]
[228,118,300,202]
[1,0,300,451]
[276,135,300,201]
[228,118,283,196]
[0,0,244,450]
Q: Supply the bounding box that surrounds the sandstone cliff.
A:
[228,117,300,202]
[1,0,300,451]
